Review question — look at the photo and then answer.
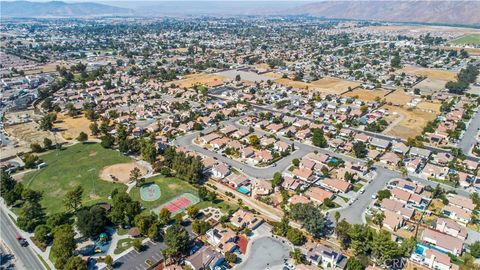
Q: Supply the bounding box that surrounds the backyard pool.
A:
[237,186,250,194]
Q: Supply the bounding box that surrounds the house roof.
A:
[305,187,334,204]
[322,178,351,192]
[448,194,475,212]
[422,228,464,254]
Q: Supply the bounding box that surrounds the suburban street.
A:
[0,208,45,270]
[458,109,480,155]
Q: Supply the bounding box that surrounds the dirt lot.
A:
[399,65,457,81]
[3,121,57,158]
[383,105,437,139]
[414,78,449,93]
[416,101,442,114]
[383,90,413,106]
[99,162,148,183]
[275,77,359,94]
[170,73,228,88]
[342,88,391,101]
[54,114,92,140]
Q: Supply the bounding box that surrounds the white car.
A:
[371,194,377,199]
[359,188,365,194]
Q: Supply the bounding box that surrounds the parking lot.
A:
[113,240,165,270]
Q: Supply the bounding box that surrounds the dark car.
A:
[16,235,28,247]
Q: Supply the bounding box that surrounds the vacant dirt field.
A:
[367,25,479,34]
[414,78,449,93]
[383,105,437,139]
[54,114,92,140]
[343,88,391,101]
[171,73,228,88]
[416,101,442,114]
[310,77,359,93]
[99,162,148,183]
[275,77,358,94]
[399,65,457,81]
[383,90,413,106]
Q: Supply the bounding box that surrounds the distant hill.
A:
[283,0,480,26]
[1,1,133,17]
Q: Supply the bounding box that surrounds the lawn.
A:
[130,175,198,211]
[451,34,480,45]
[195,199,239,213]
[22,143,129,214]
[114,237,145,255]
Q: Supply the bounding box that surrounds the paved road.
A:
[458,109,480,155]
[0,209,45,270]
[235,236,291,270]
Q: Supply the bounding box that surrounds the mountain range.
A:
[0,0,132,17]
[1,0,479,26]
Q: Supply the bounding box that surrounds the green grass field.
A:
[22,143,129,214]
[131,175,198,211]
[451,34,480,45]
[131,175,238,214]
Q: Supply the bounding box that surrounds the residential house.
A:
[383,209,405,231]
[305,187,334,205]
[211,163,230,179]
[306,243,347,269]
[422,228,464,256]
[206,226,238,254]
[230,209,263,230]
[185,245,224,270]
[435,218,468,240]
[321,178,352,193]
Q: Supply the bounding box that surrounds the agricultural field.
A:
[54,114,92,140]
[22,143,129,214]
[383,105,437,139]
[450,34,480,45]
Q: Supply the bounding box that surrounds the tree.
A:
[100,134,114,148]
[186,206,199,218]
[377,189,391,202]
[148,224,159,240]
[163,224,190,261]
[192,219,211,235]
[76,132,88,142]
[104,255,113,268]
[372,212,385,228]
[34,225,51,245]
[64,186,83,212]
[134,214,156,235]
[346,257,364,270]
[353,142,368,158]
[471,241,480,258]
[64,256,87,270]
[371,230,400,264]
[140,138,157,164]
[30,143,43,153]
[248,135,259,147]
[290,248,305,265]
[312,128,327,148]
[130,167,143,187]
[40,113,56,131]
[271,172,283,188]
[292,158,300,167]
[286,228,306,246]
[109,192,141,226]
[52,224,76,269]
[132,239,142,252]
[17,197,45,232]
[43,138,53,150]
[331,212,340,224]
[159,208,171,225]
[235,74,241,81]
[76,206,107,238]
[89,122,99,135]
[23,153,39,169]
[290,203,326,238]
[225,251,237,264]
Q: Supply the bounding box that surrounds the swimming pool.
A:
[415,245,425,255]
[237,186,250,194]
